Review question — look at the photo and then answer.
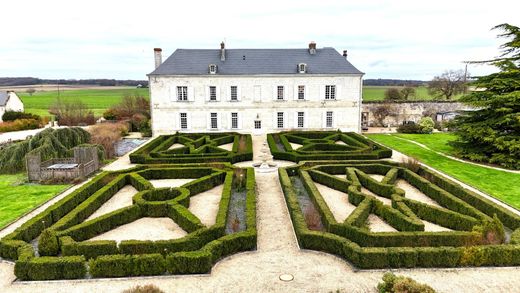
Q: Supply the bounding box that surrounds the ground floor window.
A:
[231,112,238,129]
[210,113,218,129]
[297,112,305,128]
[180,113,188,129]
[254,120,261,129]
[277,112,284,128]
[326,111,334,128]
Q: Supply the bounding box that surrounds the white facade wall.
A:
[150,74,362,135]
[0,92,24,122]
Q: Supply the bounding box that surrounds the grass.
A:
[392,133,457,154]
[367,133,520,209]
[362,86,462,102]
[18,88,149,117]
[0,174,68,229]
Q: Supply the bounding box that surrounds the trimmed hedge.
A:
[89,253,166,277]
[15,256,86,281]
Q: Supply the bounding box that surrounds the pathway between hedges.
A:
[2,134,520,292]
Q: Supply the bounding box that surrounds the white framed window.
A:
[277,86,284,100]
[210,113,218,129]
[254,120,261,129]
[209,86,217,101]
[230,86,238,101]
[180,112,188,130]
[231,112,238,129]
[177,86,188,101]
[325,85,336,100]
[298,63,307,73]
[297,112,305,128]
[209,64,217,74]
[277,112,284,128]
[326,111,334,128]
[298,85,305,100]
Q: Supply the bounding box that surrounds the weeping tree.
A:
[451,24,520,169]
[0,127,92,174]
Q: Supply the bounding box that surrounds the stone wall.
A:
[361,101,476,127]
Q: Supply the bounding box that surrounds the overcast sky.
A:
[1,0,519,80]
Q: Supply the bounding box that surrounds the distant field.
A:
[362,85,462,101]
[18,87,149,117]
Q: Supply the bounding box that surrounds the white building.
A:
[0,91,24,122]
[148,42,364,135]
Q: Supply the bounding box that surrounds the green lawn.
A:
[367,134,520,209]
[19,88,149,117]
[0,174,68,229]
[392,133,457,154]
[362,86,462,102]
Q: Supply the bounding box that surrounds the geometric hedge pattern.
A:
[268,131,392,162]
[0,163,256,280]
[280,160,520,269]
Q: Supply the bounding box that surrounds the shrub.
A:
[2,110,41,122]
[87,122,129,158]
[38,229,59,256]
[397,122,422,134]
[122,285,165,293]
[49,98,96,126]
[89,254,166,278]
[418,117,435,134]
[0,118,41,133]
[473,214,505,245]
[16,256,86,281]
[384,88,403,101]
[377,272,435,293]
[402,157,421,173]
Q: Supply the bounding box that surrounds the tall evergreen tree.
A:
[452,24,520,169]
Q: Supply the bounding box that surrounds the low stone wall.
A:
[361,101,476,127]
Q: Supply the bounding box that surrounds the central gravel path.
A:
[2,134,520,292]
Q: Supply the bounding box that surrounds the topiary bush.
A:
[38,229,59,256]
[418,117,435,134]
[377,272,436,293]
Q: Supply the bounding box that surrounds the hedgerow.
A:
[279,160,520,269]
[0,163,257,280]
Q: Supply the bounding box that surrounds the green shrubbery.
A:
[378,272,435,293]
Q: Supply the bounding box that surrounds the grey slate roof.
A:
[150,47,363,75]
[0,92,9,106]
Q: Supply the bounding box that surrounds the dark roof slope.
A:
[0,92,8,106]
[150,47,363,75]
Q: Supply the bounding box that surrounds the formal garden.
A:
[279,159,520,269]
[0,163,256,281]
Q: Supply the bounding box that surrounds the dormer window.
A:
[209,64,217,74]
[298,63,307,73]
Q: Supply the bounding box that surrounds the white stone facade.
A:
[0,92,24,122]
[150,74,363,135]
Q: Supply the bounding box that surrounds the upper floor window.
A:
[277,86,284,100]
[298,85,305,100]
[209,86,217,101]
[325,85,336,100]
[177,86,188,101]
[209,64,217,74]
[230,86,238,101]
[298,63,307,73]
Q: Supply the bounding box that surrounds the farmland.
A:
[18,87,149,117]
[362,85,463,101]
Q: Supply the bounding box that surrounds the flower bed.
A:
[0,163,256,280]
[279,160,520,269]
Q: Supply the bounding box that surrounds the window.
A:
[277,86,284,100]
[325,85,336,100]
[230,86,238,101]
[209,86,217,101]
[180,113,188,130]
[297,112,305,128]
[326,111,334,128]
[209,64,217,74]
[254,120,261,129]
[177,86,188,101]
[298,63,307,73]
[210,113,218,129]
[277,112,284,128]
[231,112,238,129]
[298,85,305,100]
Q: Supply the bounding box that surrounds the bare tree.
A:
[428,70,467,100]
[372,104,396,127]
[26,88,36,96]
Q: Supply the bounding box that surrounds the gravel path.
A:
[396,179,442,208]
[88,218,187,243]
[167,143,184,150]
[149,179,194,189]
[86,185,138,221]
[289,142,302,150]
[314,182,355,222]
[218,143,233,151]
[368,174,384,182]
[188,184,223,227]
[368,214,398,232]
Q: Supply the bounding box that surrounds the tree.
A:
[26,88,36,96]
[400,86,416,100]
[418,117,435,134]
[452,23,520,169]
[372,104,396,126]
[428,70,467,100]
[384,88,402,101]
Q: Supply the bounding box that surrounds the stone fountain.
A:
[252,141,277,172]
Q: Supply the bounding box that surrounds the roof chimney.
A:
[154,48,162,69]
[308,41,317,55]
[220,42,226,61]
[343,50,348,59]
